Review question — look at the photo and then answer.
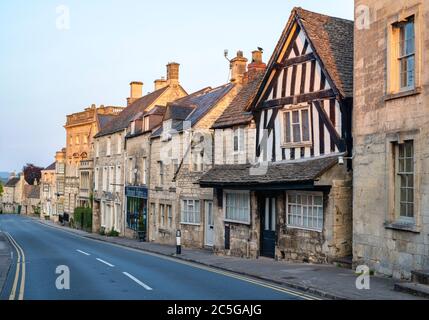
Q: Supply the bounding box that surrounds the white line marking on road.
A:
[96,258,115,267]
[76,250,90,256]
[122,272,153,291]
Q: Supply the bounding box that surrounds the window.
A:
[396,141,414,220]
[283,106,311,146]
[117,135,122,154]
[116,166,121,192]
[142,158,148,185]
[56,163,65,174]
[109,167,114,192]
[181,199,200,224]
[107,137,111,156]
[144,116,150,131]
[102,167,108,191]
[75,136,80,145]
[160,204,165,227]
[159,161,164,185]
[167,205,173,227]
[224,191,250,224]
[287,192,323,231]
[192,150,203,172]
[396,17,415,90]
[95,141,100,158]
[131,121,136,135]
[69,136,73,146]
[83,135,88,145]
[94,167,99,191]
[233,127,245,153]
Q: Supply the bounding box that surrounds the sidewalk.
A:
[38,218,424,300]
[0,232,12,295]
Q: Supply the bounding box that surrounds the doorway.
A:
[205,201,214,246]
[260,197,276,258]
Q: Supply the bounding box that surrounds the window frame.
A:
[181,199,201,225]
[223,190,251,225]
[286,191,324,232]
[280,104,312,148]
[233,127,245,154]
[394,141,415,222]
[396,17,416,91]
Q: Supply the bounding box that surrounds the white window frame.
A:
[167,205,173,227]
[281,105,312,147]
[94,167,99,191]
[233,127,245,154]
[395,16,415,91]
[181,199,201,225]
[286,191,324,232]
[159,161,164,186]
[223,190,251,225]
[395,141,415,222]
[144,116,150,132]
[142,158,148,185]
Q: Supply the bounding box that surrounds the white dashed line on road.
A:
[123,272,153,291]
[76,250,90,256]
[96,258,115,267]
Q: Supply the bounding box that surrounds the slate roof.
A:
[152,84,235,138]
[44,162,56,171]
[255,7,353,103]
[95,86,169,138]
[212,73,264,129]
[199,155,339,187]
[5,177,20,187]
[97,114,118,131]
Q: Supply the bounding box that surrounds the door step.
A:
[412,270,429,285]
[394,282,429,299]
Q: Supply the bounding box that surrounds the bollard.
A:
[176,229,181,255]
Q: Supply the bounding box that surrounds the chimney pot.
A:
[230,50,248,84]
[166,62,180,85]
[128,81,143,106]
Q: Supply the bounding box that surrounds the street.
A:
[0,215,316,300]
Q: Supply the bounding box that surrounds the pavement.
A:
[0,214,318,300]
[32,216,425,300]
[0,230,12,296]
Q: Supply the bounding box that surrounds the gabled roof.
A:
[212,73,264,129]
[24,185,40,199]
[199,155,339,187]
[253,7,353,105]
[5,177,20,187]
[152,84,235,138]
[95,86,170,138]
[44,162,56,171]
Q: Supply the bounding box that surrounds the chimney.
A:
[127,81,143,106]
[247,49,267,81]
[154,77,168,91]
[166,62,180,85]
[230,51,248,84]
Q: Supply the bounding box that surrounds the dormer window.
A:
[233,127,245,153]
[144,116,150,132]
[130,121,136,135]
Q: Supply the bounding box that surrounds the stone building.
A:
[55,148,66,217]
[92,63,187,235]
[40,162,57,220]
[200,8,354,263]
[148,51,246,247]
[22,182,41,216]
[1,173,23,213]
[64,105,123,221]
[353,0,429,279]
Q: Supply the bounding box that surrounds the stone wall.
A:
[353,0,429,279]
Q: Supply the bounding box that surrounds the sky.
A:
[0,0,354,173]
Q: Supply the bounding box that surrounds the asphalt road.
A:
[0,214,316,300]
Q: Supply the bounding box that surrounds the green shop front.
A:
[125,186,148,241]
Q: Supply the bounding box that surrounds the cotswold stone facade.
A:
[353,0,429,279]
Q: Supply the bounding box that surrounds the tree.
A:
[23,164,43,185]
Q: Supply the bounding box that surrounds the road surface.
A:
[0,214,317,300]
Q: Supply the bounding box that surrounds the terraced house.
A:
[353,0,429,280]
[148,51,247,247]
[200,8,354,263]
[93,63,187,236]
[64,105,123,221]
